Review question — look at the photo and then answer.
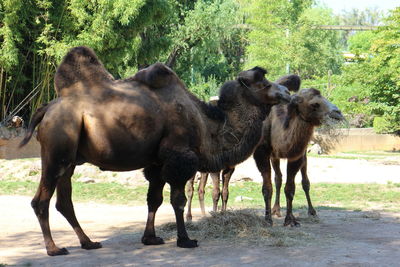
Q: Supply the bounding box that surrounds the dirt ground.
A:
[1,156,400,266]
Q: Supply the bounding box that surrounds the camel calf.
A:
[254,88,344,226]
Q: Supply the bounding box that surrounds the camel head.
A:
[291,88,344,126]
[236,67,291,105]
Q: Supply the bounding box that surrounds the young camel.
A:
[186,75,301,221]
[254,88,344,226]
[20,46,291,256]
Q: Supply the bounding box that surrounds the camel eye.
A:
[311,103,320,110]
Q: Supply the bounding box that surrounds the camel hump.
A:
[132,63,176,89]
[54,46,114,93]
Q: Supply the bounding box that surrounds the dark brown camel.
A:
[20,46,291,256]
[254,88,344,226]
[185,75,301,221]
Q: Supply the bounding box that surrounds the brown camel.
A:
[20,46,291,256]
[254,88,344,226]
[185,75,301,221]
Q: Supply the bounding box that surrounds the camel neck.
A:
[198,102,269,172]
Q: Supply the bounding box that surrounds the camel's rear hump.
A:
[55,46,114,95]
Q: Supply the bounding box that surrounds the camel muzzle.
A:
[329,109,345,121]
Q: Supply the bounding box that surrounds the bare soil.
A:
[1,155,400,266]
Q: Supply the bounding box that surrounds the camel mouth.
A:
[329,109,345,121]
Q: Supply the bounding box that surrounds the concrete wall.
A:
[315,128,400,154]
[0,137,40,159]
[1,128,399,159]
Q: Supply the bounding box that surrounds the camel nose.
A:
[329,109,344,121]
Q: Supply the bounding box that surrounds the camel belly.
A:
[78,110,164,171]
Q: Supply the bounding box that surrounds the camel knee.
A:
[302,178,310,192]
[31,199,50,217]
[171,192,187,211]
[198,188,205,201]
[212,188,220,202]
[222,188,229,201]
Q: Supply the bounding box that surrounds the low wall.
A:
[315,128,400,153]
[1,128,399,159]
[0,136,40,159]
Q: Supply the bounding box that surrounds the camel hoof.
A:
[81,241,102,250]
[284,216,300,227]
[47,247,69,256]
[177,237,198,248]
[265,215,273,226]
[142,236,165,245]
[308,209,317,217]
[186,215,193,222]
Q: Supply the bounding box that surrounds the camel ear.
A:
[238,66,267,87]
[276,74,301,92]
[133,63,174,89]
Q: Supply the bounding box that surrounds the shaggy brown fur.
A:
[254,88,344,226]
[20,46,291,256]
[185,75,301,221]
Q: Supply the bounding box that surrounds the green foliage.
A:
[342,7,400,134]
[244,0,342,79]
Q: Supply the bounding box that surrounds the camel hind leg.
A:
[31,161,68,256]
[55,166,102,250]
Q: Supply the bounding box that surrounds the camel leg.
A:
[142,165,166,245]
[185,175,195,222]
[170,183,198,248]
[198,172,209,215]
[161,148,198,248]
[210,172,220,212]
[55,165,102,250]
[301,154,317,216]
[254,145,273,226]
[32,158,72,256]
[284,157,303,227]
[271,158,282,217]
[221,167,235,212]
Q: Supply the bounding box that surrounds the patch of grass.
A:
[1,180,399,211]
[28,170,39,176]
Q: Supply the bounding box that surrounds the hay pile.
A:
[159,209,315,247]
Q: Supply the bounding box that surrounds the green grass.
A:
[1,180,399,212]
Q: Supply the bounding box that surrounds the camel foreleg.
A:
[284,157,303,227]
[300,154,317,216]
[271,158,283,217]
[254,145,273,226]
[221,167,235,212]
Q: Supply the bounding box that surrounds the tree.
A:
[243,0,342,79]
[342,7,400,134]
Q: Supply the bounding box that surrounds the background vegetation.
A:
[0,0,399,134]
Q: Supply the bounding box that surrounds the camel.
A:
[185,75,301,221]
[20,46,291,256]
[186,81,344,226]
[254,87,344,226]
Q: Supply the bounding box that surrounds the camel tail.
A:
[19,103,50,148]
